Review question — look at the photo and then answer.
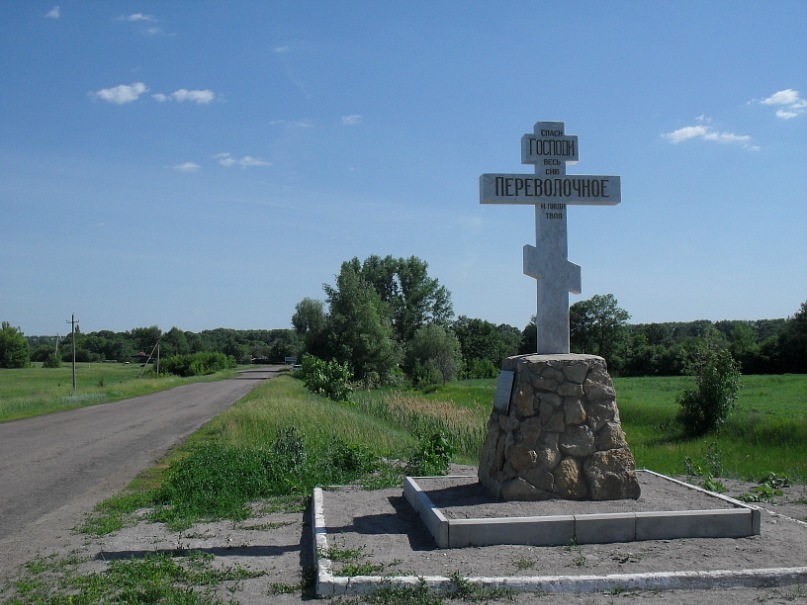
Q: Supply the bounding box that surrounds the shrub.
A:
[42,352,62,368]
[465,358,498,379]
[297,354,353,401]
[677,348,741,436]
[160,351,234,377]
[406,429,455,476]
[411,359,443,389]
[327,439,379,477]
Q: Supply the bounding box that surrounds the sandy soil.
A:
[1,465,805,604]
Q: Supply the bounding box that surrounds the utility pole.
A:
[67,313,78,391]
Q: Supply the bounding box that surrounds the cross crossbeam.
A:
[480,121,621,354]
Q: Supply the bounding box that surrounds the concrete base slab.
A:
[312,479,806,599]
[404,470,760,548]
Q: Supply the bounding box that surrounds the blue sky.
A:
[2,1,805,337]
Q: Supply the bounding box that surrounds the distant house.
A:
[132,351,150,364]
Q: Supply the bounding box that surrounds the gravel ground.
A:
[1,465,805,604]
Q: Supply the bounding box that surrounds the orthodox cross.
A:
[480,121,621,354]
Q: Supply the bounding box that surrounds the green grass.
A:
[615,374,807,482]
[0,363,238,423]
[7,372,804,603]
[358,373,807,482]
[1,551,262,605]
[62,372,807,536]
[80,376,416,532]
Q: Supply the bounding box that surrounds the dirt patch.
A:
[1,465,805,604]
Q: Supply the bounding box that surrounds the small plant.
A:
[562,539,587,567]
[341,561,386,577]
[683,444,726,493]
[613,551,642,564]
[514,557,536,570]
[760,471,790,489]
[701,474,727,493]
[358,579,445,605]
[737,472,789,503]
[405,429,455,476]
[323,544,366,562]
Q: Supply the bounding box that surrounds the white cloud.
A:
[153,89,216,104]
[214,153,237,167]
[45,6,60,19]
[757,89,806,120]
[173,162,200,172]
[341,114,362,126]
[662,119,758,151]
[91,82,148,104]
[663,125,710,144]
[269,119,313,128]
[215,153,271,168]
[119,13,157,22]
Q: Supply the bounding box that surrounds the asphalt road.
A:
[0,367,280,579]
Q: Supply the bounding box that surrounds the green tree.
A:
[161,327,190,357]
[0,322,30,368]
[30,343,56,363]
[130,326,162,355]
[406,324,463,386]
[452,316,520,377]
[776,300,807,373]
[324,261,401,385]
[677,345,742,436]
[356,255,453,343]
[570,294,630,365]
[518,317,537,354]
[292,297,328,358]
[727,322,760,371]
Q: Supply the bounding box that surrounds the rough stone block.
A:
[479,354,640,501]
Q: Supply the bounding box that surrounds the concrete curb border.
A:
[312,486,806,598]
[405,470,760,548]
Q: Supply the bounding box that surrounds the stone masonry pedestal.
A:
[479,354,641,501]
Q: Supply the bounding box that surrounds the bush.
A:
[327,439,379,477]
[297,354,353,401]
[42,352,62,368]
[160,351,234,377]
[406,430,455,476]
[464,358,498,379]
[677,348,742,436]
[411,359,443,389]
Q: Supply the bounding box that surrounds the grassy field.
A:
[2,365,803,482]
[71,371,805,537]
[0,363,237,423]
[200,372,806,483]
[365,373,806,483]
[3,372,804,604]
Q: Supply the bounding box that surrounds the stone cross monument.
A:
[480,121,621,354]
[477,121,639,502]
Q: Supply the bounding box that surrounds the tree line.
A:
[2,255,805,379]
[16,326,298,367]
